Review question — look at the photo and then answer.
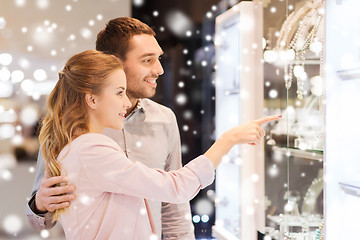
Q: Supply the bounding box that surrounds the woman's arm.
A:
[205,115,281,168]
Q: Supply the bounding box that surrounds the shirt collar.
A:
[128,98,146,117]
[136,99,146,113]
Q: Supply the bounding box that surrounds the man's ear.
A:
[85,93,97,110]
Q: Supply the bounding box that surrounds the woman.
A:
[39,50,280,239]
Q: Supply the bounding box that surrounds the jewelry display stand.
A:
[324,0,360,239]
[212,2,264,240]
[263,1,325,239]
[213,0,360,239]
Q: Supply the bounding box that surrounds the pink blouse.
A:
[57,133,214,239]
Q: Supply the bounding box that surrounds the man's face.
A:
[122,34,164,101]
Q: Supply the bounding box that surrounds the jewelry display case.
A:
[324,0,360,239]
[263,1,325,239]
[213,0,360,239]
[212,2,264,240]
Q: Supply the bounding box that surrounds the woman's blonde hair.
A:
[39,50,122,221]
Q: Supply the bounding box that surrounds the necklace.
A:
[273,0,325,99]
[315,221,325,240]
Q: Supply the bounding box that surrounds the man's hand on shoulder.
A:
[35,173,76,213]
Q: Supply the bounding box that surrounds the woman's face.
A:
[90,68,131,132]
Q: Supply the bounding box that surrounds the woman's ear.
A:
[85,93,97,110]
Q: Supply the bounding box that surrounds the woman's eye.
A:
[117,91,123,95]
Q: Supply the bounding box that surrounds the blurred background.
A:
[0,0,300,239]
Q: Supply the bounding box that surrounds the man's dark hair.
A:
[96,17,156,60]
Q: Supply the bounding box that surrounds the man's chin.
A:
[141,89,156,99]
[128,89,156,99]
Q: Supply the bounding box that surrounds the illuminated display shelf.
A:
[272,146,323,161]
[336,67,360,81]
[339,182,360,198]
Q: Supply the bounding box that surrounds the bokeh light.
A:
[310,40,322,54]
[150,234,158,240]
[165,10,194,38]
[65,4,72,11]
[11,135,24,145]
[194,199,214,215]
[0,82,13,98]
[21,79,35,93]
[18,58,30,70]
[183,110,192,120]
[32,26,54,46]
[176,93,187,106]
[20,106,39,126]
[0,67,11,81]
[33,69,47,81]
[0,121,14,139]
[1,169,13,181]
[0,53,13,66]
[263,50,277,63]
[268,164,279,177]
[133,0,145,7]
[250,174,259,183]
[36,0,49,9]
[81,27,92,39]
[0,17,6,29]
[11,70,25,83]
[96,14,103,21]
[192,215,201,223]
[2,214,22,234]
[79,194,91,205]
[15,0,26,7]
[21,26,28,33]
[269,89,278,99]
[181,144,188,154]
[201,215,209,223]
[40,230,50,238]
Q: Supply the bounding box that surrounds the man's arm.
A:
[26,148,56,230]
[26,148,76,230]
[161,111,195,240]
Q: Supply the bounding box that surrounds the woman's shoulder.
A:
[75,133,121,152]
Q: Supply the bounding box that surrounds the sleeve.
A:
[162,110,196,240]
[25,148,56,230]
[81,141,215,204]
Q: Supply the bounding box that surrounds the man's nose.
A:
[154,58,164,76]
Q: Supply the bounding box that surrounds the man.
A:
[26,17,195,239]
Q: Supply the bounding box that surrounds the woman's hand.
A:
[204,115,281,169]
[224,115,282,145]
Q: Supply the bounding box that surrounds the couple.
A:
[26,17,280,239]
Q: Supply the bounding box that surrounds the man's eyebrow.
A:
[140,52,164,58]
